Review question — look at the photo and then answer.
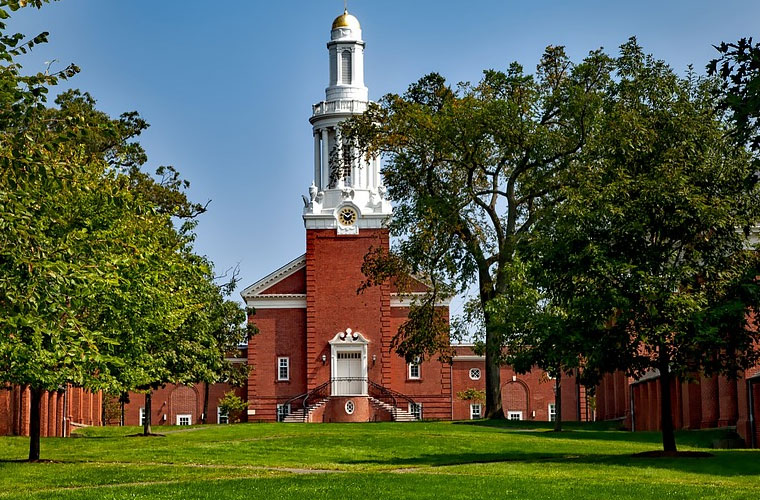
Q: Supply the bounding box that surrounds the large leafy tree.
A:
[536,39,760,452]
[345,47,612,417]
[0,0,218,458]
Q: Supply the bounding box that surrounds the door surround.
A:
[329,329,369,395]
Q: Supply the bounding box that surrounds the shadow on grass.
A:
[455,419,735,448]
[342,449,759,477]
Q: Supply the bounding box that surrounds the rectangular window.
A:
[507,411,523,421]
[408,360,421,380]
[548,403,557,422]
[177,414,191,426]
[277,357,290,381]
[139,407,146,426]
[276,403,291,422]
[470,404,482,420]
[217,407,229,425]
[408,402,422,420]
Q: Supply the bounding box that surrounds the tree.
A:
[709,38,760,152]
[345,47,612,417]
[0,0,214,458]
[217,390,249,424]
[536,39,760,451]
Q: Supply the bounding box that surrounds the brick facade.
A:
[597,364,760,447]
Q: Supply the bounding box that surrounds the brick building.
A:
[596,364,760,447]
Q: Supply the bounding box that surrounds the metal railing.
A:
[278,377,419,422]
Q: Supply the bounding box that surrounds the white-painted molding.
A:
[452,355,485,362]
[390,293,452,308]
[246,295,307,310]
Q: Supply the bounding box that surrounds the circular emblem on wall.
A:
[338,206,358,226]
[345,400,355,415]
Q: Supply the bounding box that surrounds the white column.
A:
[336,128,345,188]
[313,131,321,190]
[321,128,330,188]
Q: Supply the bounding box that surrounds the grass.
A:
[0,420,758,499]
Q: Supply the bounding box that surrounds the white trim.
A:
[277,357,290,381]
[469,368,481,380]
[247,295,307,309]
[408,360,421,380]
[217,407,229,424]
[470,403,482,420]
[408,402,423,420]
[139,407,146,426]
[548,403,557,422]
[453,356,485,361]
[390,293,452,308]
[329,329,369,396]
[276,403,291,422]
[240,255,306,300]
[507,411,523,421]
[176,414,192,426]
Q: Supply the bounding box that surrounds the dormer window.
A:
[341,51,352,85]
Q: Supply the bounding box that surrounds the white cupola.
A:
[304,10,391,235]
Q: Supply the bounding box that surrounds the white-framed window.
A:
[408,402,422,420]
[470,403,482,420]
[276,403,291,422]
[408,359,421,380]
[277,357,290,381]
[548,403,557,422]
[345,400,355,415]
[507,411,523,421]
[469,368,481,380]
[217,407,229,425]
[177,414,192,426]
[139,407,146,426]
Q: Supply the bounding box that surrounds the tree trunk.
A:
[143,391,152,436]
[484,323,504,418]
[554,371,562,432]
[28,386,43,462]
[202,383,210,425]
[659,358,677,452]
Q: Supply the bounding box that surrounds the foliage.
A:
[533,38,760,451]
[345,46,613,418]
[0,0,231,456]
[217,391,249,423]
[709,37,760,152]
[456,388,485,402]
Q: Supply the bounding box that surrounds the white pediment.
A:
[240,254,306,300]
[329,328,370,345]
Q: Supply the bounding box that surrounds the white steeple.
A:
[303,9,391,235]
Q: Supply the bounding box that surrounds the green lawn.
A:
[0,420,758,499]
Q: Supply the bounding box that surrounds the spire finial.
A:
[344,0,348,13]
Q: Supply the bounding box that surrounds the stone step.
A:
[368,396,419,422]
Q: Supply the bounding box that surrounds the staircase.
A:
[282,398,329,423]
[368,396,418,422]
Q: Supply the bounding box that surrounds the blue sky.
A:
[8,0,760,311]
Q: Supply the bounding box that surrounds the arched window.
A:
[341,51,352,85]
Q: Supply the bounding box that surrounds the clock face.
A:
[338,207,358,226]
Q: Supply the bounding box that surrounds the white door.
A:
[335,351,362,395]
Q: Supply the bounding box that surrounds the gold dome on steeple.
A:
[332,9,361,30]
